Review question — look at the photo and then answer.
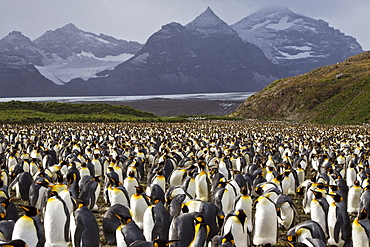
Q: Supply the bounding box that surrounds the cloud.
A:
[0,0,368,50]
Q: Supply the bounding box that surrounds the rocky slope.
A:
[230,51,370,125]
[79,7,280,95]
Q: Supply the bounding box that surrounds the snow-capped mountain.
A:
[0,24,143,86]
[79,7,280,95]
[31,23,143,85]
[0,31,46,66]
[231,7,364,77]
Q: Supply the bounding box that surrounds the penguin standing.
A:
[44,191,70,247]
[102,204,131,245]
[78,176,100,211]
[222,209,250,247]
[327,193,351,247]
[309,189,329,238]
[233,187,253,232]
[130,185,151,229]
[142,198,171,242]
[253,195,278,246]
[115,213,145,247]
[70,202,99,247]
[12,205,45,247]
[195,162,210,201]
[275,194,297,230]
[168,212,205,247]
[347,180,362,213]
[352,209,370,247]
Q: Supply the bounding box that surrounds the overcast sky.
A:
[1,0,369,50]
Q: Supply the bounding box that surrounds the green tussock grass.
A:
[0,101,188,124]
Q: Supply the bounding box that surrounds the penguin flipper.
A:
[333,214,344,243]
[74,219,84,247]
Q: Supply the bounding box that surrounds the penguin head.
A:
[358,209,368,220]
[311,189,324,199]
[20,205,39,217]
[115,213,132,225]
[152,239,178,247]
[235,209,247,226]
[134,185,144,195]
[221,231,235,246]
[240,187,249,196]
[0,239,28,247]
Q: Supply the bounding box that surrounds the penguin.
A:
[233,186,253,232]
[275,194,297,230]
[359,185,370,219]
[130,185,151,229]
[70,201,99,247]
[212,180,232,215]
[0,220,15,242]
[115,213,145,247]
[103,204,132,245]
[253,195,278,246]
[198,201,224,241]
[286,220,326,243]
[78,176,100,211]
[352,209,370,247]
[195,162,211,201]
[43,191,70,247]
[9,171,33,201]
[347,180,362,213]
[326,193,351,247]
[142,197,171,242]
[29,176,50,210]
[167,194,186,219]
[168,212,204,247]
[107,177,130,207]
[12,205,45,247]
[189,216,210,247]
[150,168,166,193]
[310,190,329,238]
[0,197,18,222]
[182,168,197,199]
[169,165,188,187]
[222,209,250,247]
[123,170,139,199]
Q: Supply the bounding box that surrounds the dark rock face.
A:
[231,7,364,77]
[85,8,280,95]
[0,54,60,97]
[0,31,45,66]
[33,23,142,60]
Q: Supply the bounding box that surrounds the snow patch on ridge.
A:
[36,52,133,84]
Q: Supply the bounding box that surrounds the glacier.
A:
[36,51,133,85]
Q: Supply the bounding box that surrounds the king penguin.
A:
[222,209,250,247]
[253,195,278,246]
[352,209,370,247]
[70,201,99,247]
[326,193,351,247]
[115,213,145,247]
[130,185,151,229]
[44,191,70,247]
[12,205,45,247]
[103,204,132,245]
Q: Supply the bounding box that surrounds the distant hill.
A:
[230,51,370,125]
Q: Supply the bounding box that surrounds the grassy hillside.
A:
[0,101,181,123]
[231,51,370,125]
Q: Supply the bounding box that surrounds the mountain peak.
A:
[186,7,235,35]
[58,23,81,33]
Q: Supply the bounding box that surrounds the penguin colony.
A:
[0,121,369,247]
